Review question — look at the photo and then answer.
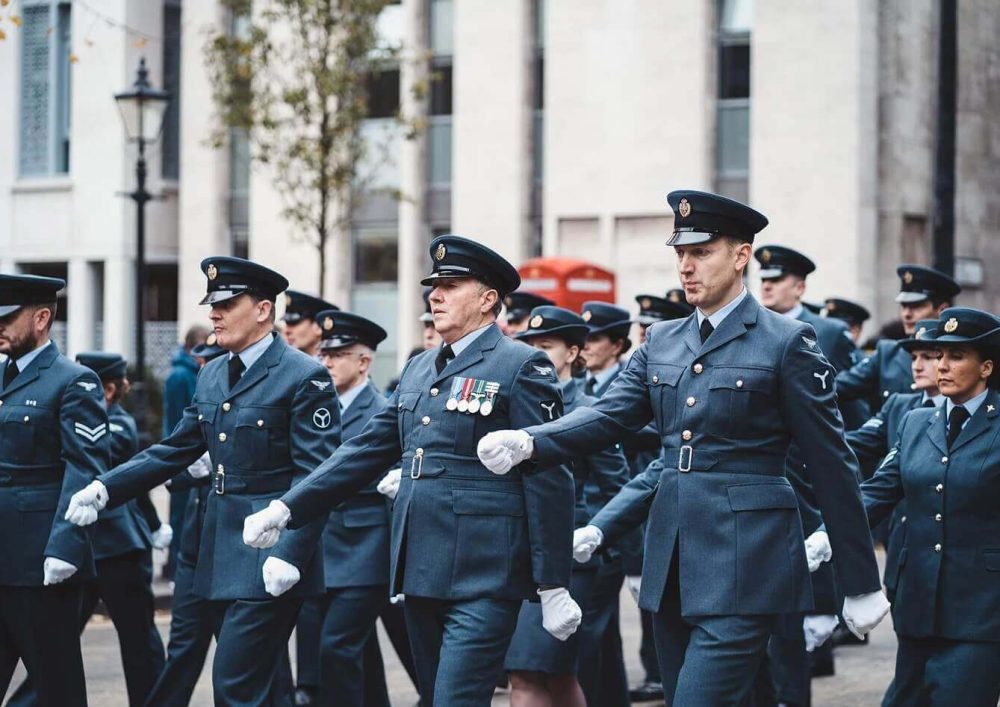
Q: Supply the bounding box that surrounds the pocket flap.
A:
[15,486,61,512]
[647,362,684,387]
[452,489,524,517]
[195,402,218,424]
[396,392,420,412]
[236,407,286,429]
[342,503,390,528]
[710,367,774,392]
[727,483,797,511]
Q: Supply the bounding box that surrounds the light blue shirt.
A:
[923,393,945,408]
[946,388,990,431]
[10,339,51,373]
[338,377,368,412]
[696,286,748,330]
[782,303,805,320]
[447,324,492,358]
[587,361,622,391]
[229,333,274,376]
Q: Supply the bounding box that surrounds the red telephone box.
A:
[517,257,616,313]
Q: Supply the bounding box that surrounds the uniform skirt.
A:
[503,567,596,675]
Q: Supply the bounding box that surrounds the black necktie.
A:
[922,398,936,408]
[585,377,597,396]
[228,355,246,390]
[946,405,970,449]
[434,345,454,375]
[3,358,18,389]
[699,318,715,344]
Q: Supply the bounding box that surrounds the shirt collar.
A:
[338,377,369,412]
[588,361,621,389]
[696,286,748,330]
[946,388,990,423]
[229,333,274,373]
[923,392,945,407]
[782,303,805,320]
[447,324,492,358]
[11,340,51,373]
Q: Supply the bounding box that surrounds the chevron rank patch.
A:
[74,422,107,442]
[862,418,884,429]
[878,447,898,470]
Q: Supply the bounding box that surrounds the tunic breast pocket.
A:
[708,367,775,438]
[0,407,55,464]
[234,408,288,469]
[647,363,684,435]
[395,392,421,447]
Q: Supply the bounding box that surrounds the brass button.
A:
[682,430,692,441]
[223,402,231,412]
[652,375,659,384]
[430,388,439,397]
[736,380,744,388]
[0,400,4,406]
[416,447,424,454]
[935,513,942,522]
[217,464,224,473]
[198,414,203,421]
[421,416,430,426]
[686,396,696,407]
[23,416,29,422]
[901,515,907,523]
[693,363,703,374]
[941,456,948,463]
[934,543,942,553]
[936,483,944,493]
[883,390,890,398]
[257,419,264,427]
[218,433,227,442]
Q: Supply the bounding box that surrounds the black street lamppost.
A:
[115,58,170,442]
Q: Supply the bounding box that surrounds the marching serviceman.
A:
[478,190,889,706]
[503,290,555,336]
[64,257,340,706]
[836,265,960,411]
[243,235,580,707]
[504,306,630,707]
[0,274,109,706]
[857,308,1000,705]
[281,290,339,359]
[580,302,632,398]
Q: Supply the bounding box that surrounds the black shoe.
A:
[294,687,316,706]
[629,681,664,703]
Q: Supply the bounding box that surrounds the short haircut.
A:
[247,292,277,323]
[31,302,57,332]
[476,281,503,317]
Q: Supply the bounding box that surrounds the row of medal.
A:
[446,376,500,416]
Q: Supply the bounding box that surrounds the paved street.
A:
[4,586,898,706]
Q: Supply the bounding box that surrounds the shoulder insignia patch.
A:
[531,364,553,377]
[312,408,332,429]
[76,381,98,392]
[801,336,817,350]
[813,369,831,391]
[109,423,124,433]
[310,380,331,391]
[540,400,560,421]
[878,447,898,469]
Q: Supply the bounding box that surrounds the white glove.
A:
[151,523,174,550]
[804,530,832,572]
[187,452,211,479]
[42,557,77,585]
[377,468,402,500]
[65,480,109,526]
[389,593,405,605]
[261,556,301,597]
[803,614,839,652]
[626,575,642,604]
[842,590,891,640]
[243,500,292,549]
[538,587,582,641]
[573,525,604,563]
[477,430,534,475]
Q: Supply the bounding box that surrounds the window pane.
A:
[430,0,453,56]
[350,285,398,389]
[359,118,402,191]
[54,3,71,173]
[535,0,546,49]
[718,44,750,99]
[366,68,400,119]
[430,63,452,116]
[428,117,451,185]
[162,2,182,179]
[376,2,405,53]
[19,5,51,176]
[719,0,753,34]
[716,101,749,176]
[353,227,399,283]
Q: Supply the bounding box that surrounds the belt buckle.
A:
[678,445,693,473]
[214,469,225,495]
[410,449,424,480]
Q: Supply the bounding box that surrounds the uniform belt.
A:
[662,447,785,475]
[0,467,62,486]
[213,471,293,496]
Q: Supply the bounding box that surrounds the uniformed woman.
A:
[503,306,630,707]
[859,307,1000,706]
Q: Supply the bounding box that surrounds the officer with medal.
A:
[65,257,340,705]
[0,274,109,706]
[836,265,960,411]
[478,190,888,706]
[243,235,581,707]
[857,308,1000,705]
[504,291,555,336]
[282,290,339,359]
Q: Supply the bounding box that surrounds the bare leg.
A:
[510,671,553,707]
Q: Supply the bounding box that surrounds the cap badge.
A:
[761,249,772,263]
[915,326,926,340]
[322,316,334,331]
[206,264,218,281]
[641,298,652,309]
[827,300,837,312]
[668,291,680,303]
[529,315,544,329]
[944,317,959,333]
[903,270,914,285]
[505,296,513,307]
[285,294,293,308]
[678,198,692,218]
[435,244,447,261]
[206,333,218,346]
[581,310,593,322]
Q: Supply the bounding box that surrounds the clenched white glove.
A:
[477,430,534,475]
[65,480,109,526]
[803,614,839,652]
[626,576,642,604]
[43,557,77,585]
[377,468,402,500]
[538,587,583,641]
[262,556,300,597]
[243,500,291,549]
[573,525,604,563]
[804,530,832,573]
[842,590,890,640]
[151,523,174,550]
[187,452,211,479]
[389,593,405,605]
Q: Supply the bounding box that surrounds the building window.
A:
[19,1,72,177]
[353,226,399,283]
[714,0,751,202]
[162,0,182,179]
[228,128,251,259]
[427,0,453,187]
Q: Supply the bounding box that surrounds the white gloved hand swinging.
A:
[377,468,402,500]
[43,557,77,585]
[842,590,890,640]
[477,430,534,475]
[243,500,292,549]
[803,614,839,652]
[187,452,211,480]
[538,587,583,641]
[572,525,604,563]
[65,480,109,526]
[151,523,174,550]
[262,556,300,597]
[804,530,832,573]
